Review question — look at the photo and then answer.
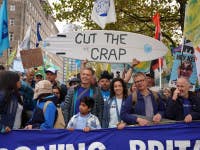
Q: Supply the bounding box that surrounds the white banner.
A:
[43,30,168,63]
[91,0,116,29]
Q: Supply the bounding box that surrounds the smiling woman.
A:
[102,78,128,129]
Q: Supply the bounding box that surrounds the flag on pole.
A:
[152,12,161,40]
[18,26,31,51]
[8,49,17,66]
[150,12,163,74]
[36,22,42,47]
[0,0,10,56]
[134,61,151,73]
[13,26,31,72]
[91,0,116,29]
[150,12,164,88]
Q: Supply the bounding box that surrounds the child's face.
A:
[79,102,91,115]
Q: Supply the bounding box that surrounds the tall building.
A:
[0,0,58,50]
[0,0,65,81]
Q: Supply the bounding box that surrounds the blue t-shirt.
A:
[101,90,110,101]
[75,87,90,114]
[182,98,192,117]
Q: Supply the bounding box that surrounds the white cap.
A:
[45,67,57,74]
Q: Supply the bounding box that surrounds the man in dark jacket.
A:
[166,77,200,122]
[120,72,165,126]
[61,67,104,125]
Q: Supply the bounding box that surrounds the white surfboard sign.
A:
[43,30,168,63]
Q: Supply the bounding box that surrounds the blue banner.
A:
[0,122,200,150]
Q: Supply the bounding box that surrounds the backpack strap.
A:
[43,101,52,113]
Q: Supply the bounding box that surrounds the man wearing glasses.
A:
[121,72,165,126]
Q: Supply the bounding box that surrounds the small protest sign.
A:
[20,48,43,69]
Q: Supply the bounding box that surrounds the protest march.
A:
[0,0,200,149]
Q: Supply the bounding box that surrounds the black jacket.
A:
[0,91,21,131]
[166,92,200,121]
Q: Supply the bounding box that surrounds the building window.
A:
[9,32,14,41]
[10,4,15,11]
[10,18,15,26]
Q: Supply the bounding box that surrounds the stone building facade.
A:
[0,0,65,82]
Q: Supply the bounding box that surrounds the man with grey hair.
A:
[166,77,200,122]
[121,72,165,126]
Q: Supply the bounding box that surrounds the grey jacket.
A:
[61,85,104,125]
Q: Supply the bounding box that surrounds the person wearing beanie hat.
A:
[25,80,57,129]
[98,71,113,102]
[68,77,81,87]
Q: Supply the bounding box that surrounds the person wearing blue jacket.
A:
[25,80,57,129]
[120,72,165,126]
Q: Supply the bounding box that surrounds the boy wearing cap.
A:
[25,80,57,129]
[67,96,101,132]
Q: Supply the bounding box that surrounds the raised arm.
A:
[124,59,140,83]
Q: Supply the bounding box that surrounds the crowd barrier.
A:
[0,122,200,150]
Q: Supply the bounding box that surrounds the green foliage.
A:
[50,0,188,47]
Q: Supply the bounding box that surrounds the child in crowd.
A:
[67,96,101,132]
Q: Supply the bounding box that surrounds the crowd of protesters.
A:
[0,58,200,134]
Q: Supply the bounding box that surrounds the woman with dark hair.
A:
[0,71,23,133]
[102,78,128,129]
